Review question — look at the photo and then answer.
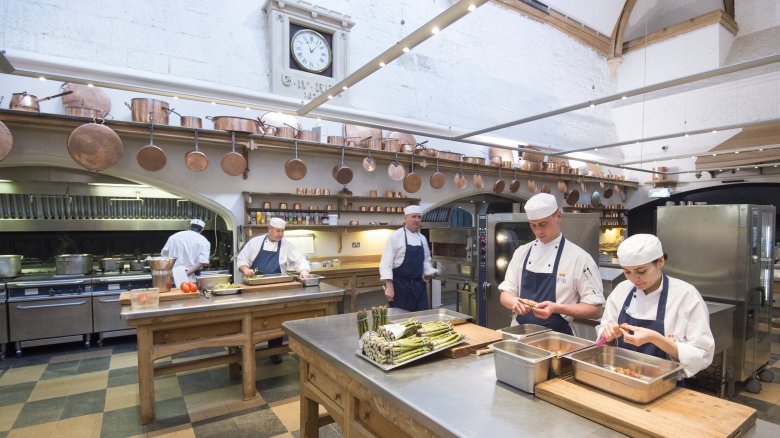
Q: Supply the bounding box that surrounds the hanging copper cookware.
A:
[557,179,567,193]
[0,97,13,162]
[362,147,376,172]
[509,168,521,193]
[281,123,301,139]
[260,112,300,136]
[185,128,208,172]
[527,178,537,193]
[66,118,123,171]
[381,138,401,152]
[61,82,111,117]
[454,155,467,189]
[463,156,485,165]
[430,157,445,189]
[387,153,406,181]
[332,144,353,184]
[403,153,422,193]
[564,188,580,206]
[326,136,345,145]
[10,90,73,112]
[493,166,505,194]
[125,98,169,124]
[285,140,307,180]
[603,185,614,199]
[366,137,383,150]
[541,183,550,194]
[298,129,317,142]
[65,107,103,118]
[388,131,416,153]
[164,108,202,129]
[221,132,247,177]
[473,165,485,190]
[206,116,260,134]
[136,113,166,171]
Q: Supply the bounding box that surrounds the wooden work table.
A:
[120,283,344,424]
[310,261,383,312]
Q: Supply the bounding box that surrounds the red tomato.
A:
[180,282,192,293]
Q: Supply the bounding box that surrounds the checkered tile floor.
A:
[1,329,779,437]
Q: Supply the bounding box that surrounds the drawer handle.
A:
[308,372,315,380]
[16,301,87,309]
[98,298,120,303]
[263,321,269,327]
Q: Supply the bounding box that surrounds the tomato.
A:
[180,282,192,293]
[187,282,198,293]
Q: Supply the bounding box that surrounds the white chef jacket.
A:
[498,234,604,324]
[161,230,211,281]
[379,227,438,281]
[597,276,715,378]
[236,234,311,276]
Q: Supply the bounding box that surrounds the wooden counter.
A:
[121,283,344,424]
[311,262,383,312]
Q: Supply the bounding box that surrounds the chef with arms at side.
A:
[597,234,714,378]
[379,205,438,311]
[498,193,604,335]
[236,217,310,364]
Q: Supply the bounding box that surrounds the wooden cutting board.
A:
[439,323,501,359]
[240,280,301,294]
[119,288,199,305]
[536,374,756,437]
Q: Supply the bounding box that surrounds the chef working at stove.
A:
[597,234,714,377]
[237,216,310,364]
[380,205,438,312]
[498,193,604,335]
[161,219,211,286]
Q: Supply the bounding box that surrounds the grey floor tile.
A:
[256,373,300,403]
[155,397,189,421]
[77,356,111,374]
[0,430,8,438]
[233,408,287,438]
[107,366,138,388]
[40,360,80,380]
[0,381,36,407]
[61,389,107,420]
[177,370,222,396]
[12,395,67,428]
[100,405,144,438]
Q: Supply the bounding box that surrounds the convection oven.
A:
[91,271,152,345]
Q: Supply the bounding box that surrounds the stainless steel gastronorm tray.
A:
[566,345,682,403]
[243,273,294,285]
[296,274,322,286]
[210,287,241,295]
[355,337,467,371]
[498,324,551,341]
[387,308,472,325]
[518,332,595,376]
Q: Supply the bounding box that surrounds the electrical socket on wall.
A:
[352,242,360,248]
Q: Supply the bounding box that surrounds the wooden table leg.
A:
[299,359,320,438]
[241,314,256,400]
[228,347,241,379]
[136,325,155,424]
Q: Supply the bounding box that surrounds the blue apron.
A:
[515,237,573,335]
[250,236,282,274]
[616,274,668,359]
[390,229,428,312]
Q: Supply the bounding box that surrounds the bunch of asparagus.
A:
[364,319,464,365]
[371,305,388,330]
[356,310,370,338]
[378,318,421,341]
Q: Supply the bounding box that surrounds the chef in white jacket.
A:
[161,219,211,286]
[598,234,714,378]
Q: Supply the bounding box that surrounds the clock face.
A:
[290,29,333,74]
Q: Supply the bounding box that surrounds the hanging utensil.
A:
[620,186,627,202]
[284,140,307,180]
[580,177,586,193]
[454,155,467,189]
[333,144,354,184]
[527,177,537,193]
[184,128,208,172]
[473,164,484,190]
[557,178,567,193]
[493,165,505,194]
[387,153,406,181]
[591,190,601,206]
[430,157,445,189]
[136,113,167,171]
[403,153,422,193]
[67,118,124,171]
[362,147,376,172]
[164,107,202,129]
[564,188,580,206]
[541,183,550,194]
[603,185,614,199]
[221,131,247,177]
[509,168,521,193]
[0,98,13,162]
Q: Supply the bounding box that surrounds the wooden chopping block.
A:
[439,323,501,359]
[119,288,199,305]
[535,374,756,437]
[240,280,301,294]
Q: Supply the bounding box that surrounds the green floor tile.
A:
[61,389,107,420]
[107,367,138,388]
[0,381,36,407]
[100,406,144,438]
[12,396,66,429]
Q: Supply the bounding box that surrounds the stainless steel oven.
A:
[91,272,152,344]
[7,275,93,356]
[479,212,600,329]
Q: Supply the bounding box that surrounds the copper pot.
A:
[519,160,543,171]
[437,150,461,161]
[206,116,260,134]
[262,202,272,209]
[125,98,170,124]
[382,138,401,152]
[327,136,345,145]
[298,130,317,142]
[463,156,485,165]
[415,146,438,158]
[276,126,297,139]
[66,107,102,118]
[400,143,415,153]
[279,202,288,209]
[10,91,73,112]
[544,161,561,173]
[366,138,383,150]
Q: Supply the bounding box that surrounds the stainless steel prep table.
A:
[121,283,344,424]
[283,311,780,438]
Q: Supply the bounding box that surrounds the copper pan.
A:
[509,168,521,193]
[403,154,422,193]
[125,98,169,124]
[285,140,307,180]
[493,166,505,194]
[362,148,377,172]
[164,108,202,128]
[454,157,467,189]
[473,167,485,190]
[430,157,445,189]
[381,138,401,152]
[437,150,461,161]
[65,107,103,118]
[366,138,383,150]
[388,132,416,153]
[0,97,13,161]
[332,145,353,184]
[10,90,73,112]
[387,153,406,181]
[221,132,247,176]
[343,124,381,143]
[137,114,166,171]
[67,119,123,171]
[527,178,537,192]
[564,188,580,206]
[185,129,208,172]
[541,183,550,194]
[298,130,317,142]
[207,116,260,134]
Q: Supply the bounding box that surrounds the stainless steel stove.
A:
[0,279,8,360]
[6,274,93,356]
[91,271,151,344]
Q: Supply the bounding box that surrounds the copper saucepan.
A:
[387,153,406,181]
[454,157,467,189]
[493,166,505,194]
[65,107,103,118]
[430,157,445,189]
[332,145,353,184]
[125,98,170,124]
[164,108,202,129]
[137,113,166,171]
[207,116,260,134]
[221,131,247,177]
[509,168,521,193]
[0,105,12,162]
[285,140,307,180]
[185,128,208,172]
[403,153,422,193]
[10,90,73,112]
[61,82,111,117]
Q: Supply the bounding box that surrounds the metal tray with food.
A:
[387,308,472,325]
[355,337,468,371]
[296,273,322,287]
[497,324,551,341]
[210,287,242,296]
[566,345,682,403]
[242,273,294,285]
[518,332,595,376]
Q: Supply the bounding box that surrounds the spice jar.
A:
[279,202,288,209]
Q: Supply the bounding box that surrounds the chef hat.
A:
[404,205,423,215]
[190,219,205,228]
[524,193,559,220]
[617,234,664,266]
[269,217,286,229]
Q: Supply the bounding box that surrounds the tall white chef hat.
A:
[190,219,205,228]
[524,193,559,220]
[617,234,664,266]
[268,217,286,229]
[404,205,423,215]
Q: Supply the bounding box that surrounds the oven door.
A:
[0,302,8,344]
[9,295,93,342]
[92,292,133,333]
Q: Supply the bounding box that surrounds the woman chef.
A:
[598,234,714,378]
